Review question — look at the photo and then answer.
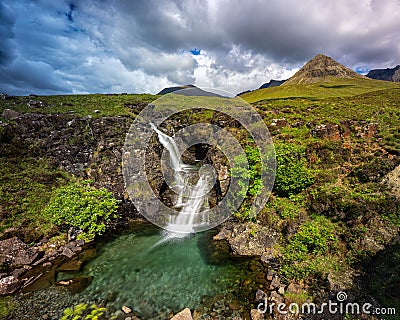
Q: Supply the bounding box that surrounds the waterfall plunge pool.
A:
[10,223,267,319]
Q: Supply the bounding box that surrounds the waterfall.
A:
[150,123,182,171]
[150,123,211,239]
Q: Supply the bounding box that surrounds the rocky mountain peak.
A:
[284,54,366,85]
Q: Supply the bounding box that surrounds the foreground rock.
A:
[171,308,193,320]
[0,236,92,296]
[0,275,21,295]
[0,237,40,271]
[214,221,279,257]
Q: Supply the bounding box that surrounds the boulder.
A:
[214,222,279,256]
[171,308,193,320]
[2,109,20,120]
[0,275,21,295]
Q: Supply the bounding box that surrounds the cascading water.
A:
[150,123,212,239]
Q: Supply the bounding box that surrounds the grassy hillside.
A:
[241,77,400,103]
[0,93,157,118]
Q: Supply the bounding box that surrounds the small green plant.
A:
[43,181,119,241]
[274,143,315,197]
[280,216,339,280]
[269,195,305,220]
[230,145,263,220]
[61,303,107,320]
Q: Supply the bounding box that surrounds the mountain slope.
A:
[241,54,400,103]
[283,54,365,85]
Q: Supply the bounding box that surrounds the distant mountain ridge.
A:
[283,54,366,85]
[237,79,286,96]
[259,79,286,89]
[367,65,400,82]
[157,85,224,97]
[157,85,196,95]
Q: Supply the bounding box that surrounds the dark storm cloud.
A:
[1,0,400,95]
[0,2,17,66]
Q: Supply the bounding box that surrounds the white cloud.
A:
[1,0,400,95]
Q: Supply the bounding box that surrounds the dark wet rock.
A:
[0,275,21,295]
[2,108,20,120]
[12,268,27,279]
[57,259,82,272]
[214,221,279,256]
[170,308,193,320]
[0,237,40,271]
[61,247,75,259]
[22,269,56,293]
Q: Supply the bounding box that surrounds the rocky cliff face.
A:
[1,112,133,204]
[367,65,400,82]
[284,54,366,85]
[0,111,231,223]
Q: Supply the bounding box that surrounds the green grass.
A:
[241,77,400,103]
[0,158,71,242]
[0,93,157,118]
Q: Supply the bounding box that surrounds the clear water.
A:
[59,225,257,319]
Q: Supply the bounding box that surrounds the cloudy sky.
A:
[1,0,399,95]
